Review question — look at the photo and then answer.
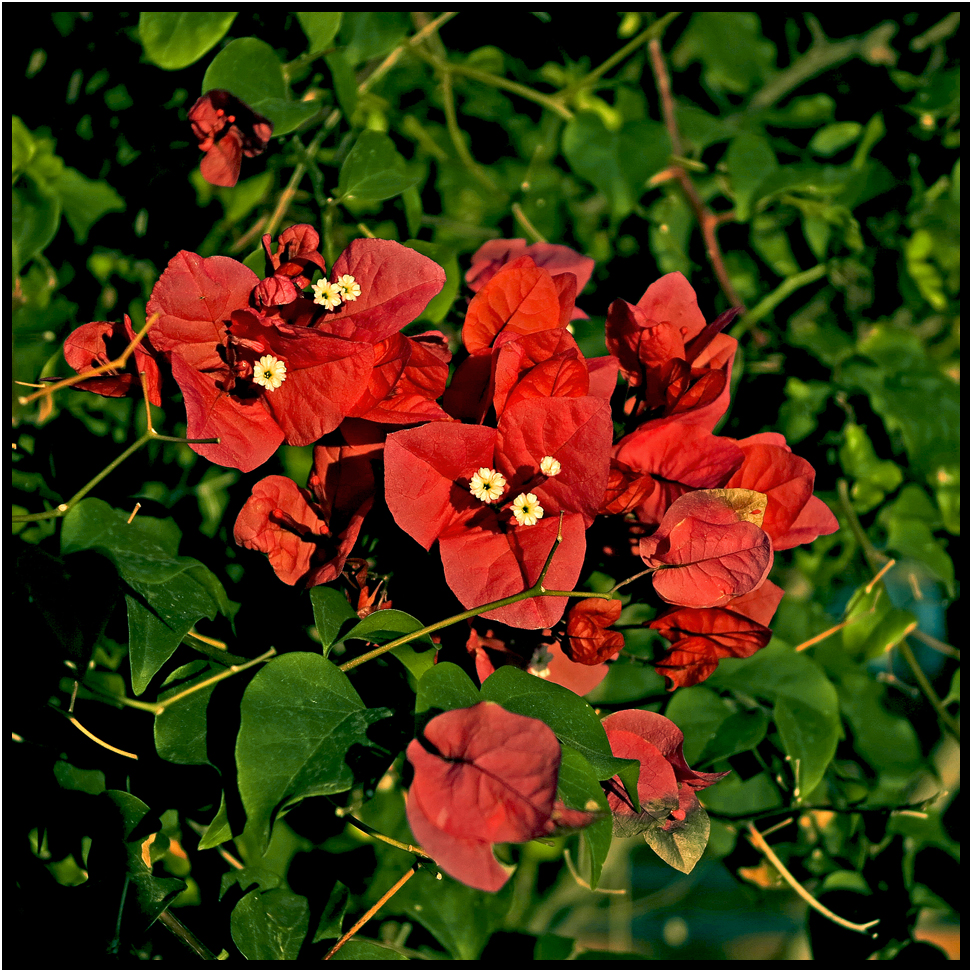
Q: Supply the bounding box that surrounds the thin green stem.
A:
[730,264,828,339]
[557,14,681,102]
[835,478,886,574]
[610,566,656,593]
[897,639,960,740]
[341,812,431,858]
[412,48,574,120]
[748,822,880,936]
[156,648,278,712]
[438,69,501,193]
[12,429,221,523]
[339,526,618,673]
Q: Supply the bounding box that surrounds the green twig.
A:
[555,13,681,102]
[897,639,960,740]
[340,811,431,858]
[748,20,898,112]
[730,264,828,339]
[412,47,574,121]
[339,526,618,673]
[835,478,887,574]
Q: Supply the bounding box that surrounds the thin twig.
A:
[65,714,139,759]
[897,639,960,740]
[341,813,430,858]
[647,38,743,310]
[555,14,681,103]
[836,479,887,574]
[157,909,217,960]
[747,822,880,936]
[438,69,500,193]
[563,848,625,894]
[18,313,159,409]
[910,628,959,659]
[512,202,547,244]
[748,21,898,112]
[323,865,420,960]
[730,264,828,339]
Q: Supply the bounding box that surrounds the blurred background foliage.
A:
[12,10,959,962]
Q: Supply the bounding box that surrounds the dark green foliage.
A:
[11,10,959,962]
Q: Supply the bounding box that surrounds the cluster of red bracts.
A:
[61,225,837,691]
[406,701,727,891]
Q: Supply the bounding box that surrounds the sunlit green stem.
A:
[340,523,619,673]
[897,639,960,740]
[610,566,656,593]
[556,13,681,102]
[730,264,828,339]
[11,428,220,523]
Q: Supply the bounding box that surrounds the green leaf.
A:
[535,935,576,961]
[202,38,317,136]
[836,672,922,775]
[777,377,832,443]
[643,800,711,874]
[338,130,418,202]
[295,12,342,53]
[309,585,358,654]
[672,12,776,94]
[839,422,904,513]
[11,115,35,177]
[231,888,310,961]
[339,608,435,649]
[219,866,280,900]
[726,133,777,221]
[562,113,669,221]
[330,940,408,961]
[54,167,124,243]
[138,12,237,71]
[93,791,187,925]
[12,173,61,273]
[154,660,219,765]
[236,653,390,851]
[325,50,357,120]
[664,686,769,766]
[61,499,227,694]
[197,793,233,850]
[809,122,863,157]
[338,11,408,68]
[480,667,640,797]
[840,582,918,663]
[557,746,612,890]
[404,239,458,324]
[707,640,840,799]
[394,866,513,960]
[415,662,480,722]
[312,881,350,943]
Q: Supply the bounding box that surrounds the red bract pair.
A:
[600,710,727,843]
[405,702,595,892]
[141,228,445,472]
[189,90,273,188]
[233,422,383,588]
[385,256,616,629]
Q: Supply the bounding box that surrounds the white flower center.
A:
[511,492,543,526]
[312,279,344,310]
[469,467,507,503]
[253,354,287,391]
[540,455,561,477]
[336,274,361,301]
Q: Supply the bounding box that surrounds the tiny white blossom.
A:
[540,455,561,477]
[511,492,544,526]
[311,279,344,310]
[469,468,507,503]
[253,354,287,391]
[336,274,361,301]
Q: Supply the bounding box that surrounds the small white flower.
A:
[311,279,344,310]
[540,455,561,477]
[336,274,361,301]
[469,467,507,503]
[253,354,287,391]
[511,492,544,526]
